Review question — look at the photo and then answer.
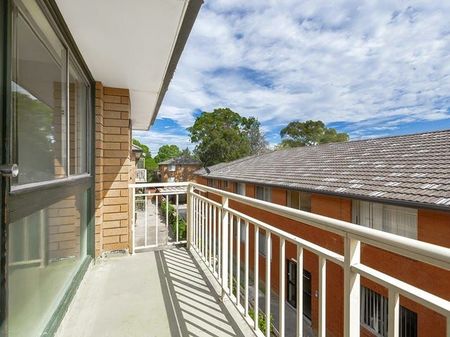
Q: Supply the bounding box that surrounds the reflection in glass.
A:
[69,61,88,175]
[8,191,87,337]
[12,9,67,185]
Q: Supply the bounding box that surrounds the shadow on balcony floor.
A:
[56,248,254,337]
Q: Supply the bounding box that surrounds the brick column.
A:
[95,85,132,255]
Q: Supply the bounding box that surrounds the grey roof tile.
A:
[197,130,450,209]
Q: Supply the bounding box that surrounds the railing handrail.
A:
[190,182,450,271]
[129,181,189,188]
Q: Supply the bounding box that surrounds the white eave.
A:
[55,0,201,130]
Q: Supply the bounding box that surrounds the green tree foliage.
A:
[187,108,267,166]
[280,120,349,147]
[154,144,181,163]
[132,139,158,181]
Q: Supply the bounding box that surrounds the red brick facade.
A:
[197,176,450,337]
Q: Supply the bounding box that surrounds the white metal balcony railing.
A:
[129,182,450,337]
[135,168,147,183]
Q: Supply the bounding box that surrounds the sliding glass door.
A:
[1,0,95,336]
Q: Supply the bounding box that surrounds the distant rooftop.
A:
[197,129,450,210]
[159,156,202,166]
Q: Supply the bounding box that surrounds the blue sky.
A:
[134,0,450,155]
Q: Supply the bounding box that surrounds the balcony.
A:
[58,182,450,337]
[135,168,148,183]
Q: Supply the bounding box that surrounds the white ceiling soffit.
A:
[55,0,202,130]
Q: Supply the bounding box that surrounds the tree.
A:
[154,144,181,163]
[188,108,266,166]
[132,139,158,181]
[279,120,349,147]
[243,117,268,155]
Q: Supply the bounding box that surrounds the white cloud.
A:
[143,0,450,150]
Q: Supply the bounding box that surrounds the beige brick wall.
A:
[95,84,132,256]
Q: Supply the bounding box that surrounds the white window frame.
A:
[168,164,176,172]
[236,182,246,196]
[255,185,271,202]
[287,190,311,212]
[352,200,417,239]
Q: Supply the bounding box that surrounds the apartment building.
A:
[159,156,202,182]
[196,130,450,337]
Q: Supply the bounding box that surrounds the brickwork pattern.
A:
[95,84,132,255]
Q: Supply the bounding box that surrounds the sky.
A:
[133,0,450,155]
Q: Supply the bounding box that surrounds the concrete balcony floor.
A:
[56,247,255,337]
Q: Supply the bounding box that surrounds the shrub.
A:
[248,307,273,334]
[160,199,186,240]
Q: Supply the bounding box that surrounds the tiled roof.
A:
[159,156,202,166]
[197,130,450,209]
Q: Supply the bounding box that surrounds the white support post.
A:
[176,194,179,243]
[202,200,206,259]
[155,195,158,247]
[144,195,148,247]
[213,206,217,275]
[236,218,241,307]
[254,225,260,332]
[296,245,304,337]
[186,185,193,249]
[221,196,229,297]
[229,214,234,295]
[130,189,136,254]
[244,220,250,317]
[218,208,222,281]
[318,257,326,337]
[388,289,399,337]
[344,237,361,337]
[208,203,212,268]
[265,231,272,337]
[279,238,286,337]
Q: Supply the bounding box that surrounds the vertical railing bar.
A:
[318,256,326,337]
[218,207,222,281]
[176,194,179,243]
[265,230,272,337]
[254,225,260,332]
[279,237,286,337]
[155,194,158,247]
[221,197,229,297]
[165,194,169,244]
[201,200,205,259]
[236,218,241,307]
[144,195,148,247]
[296,245,304,337]
[388,289,399,337]
[229,213,234,295]
[244,220,250,317]
[213,205,217,275]
[131,187,136,254]
[344,237,361,337]
[209,203,212,268]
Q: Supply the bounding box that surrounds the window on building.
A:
[287,191,312,212]
[361,286,417,337]
[207,179,213,187]
[236,182,246,196]
[352,200,417,239]
[286,261,312,320]
[223,180,228,189]
[168,164,176,172]
[256,185,271,202]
